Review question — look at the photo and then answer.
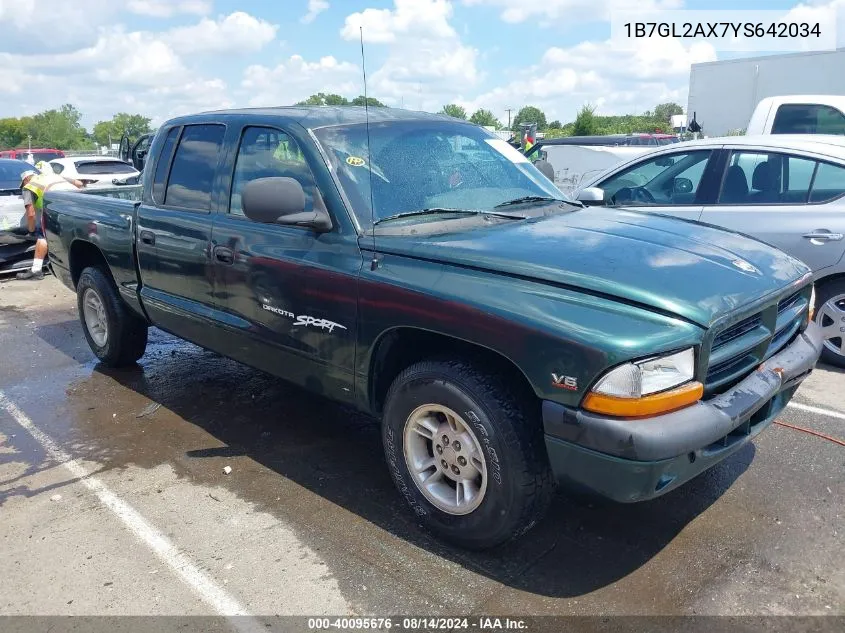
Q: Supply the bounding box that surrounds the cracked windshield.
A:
[313,121,567,228]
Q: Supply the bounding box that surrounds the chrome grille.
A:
[705,289,809,394]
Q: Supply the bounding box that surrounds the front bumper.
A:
[542,321,823,502]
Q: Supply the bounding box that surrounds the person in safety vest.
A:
[16,167,84,281]
[523,133,535,154]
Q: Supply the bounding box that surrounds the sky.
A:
[0,0,842,129]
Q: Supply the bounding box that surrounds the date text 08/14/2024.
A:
[307,617,528,631]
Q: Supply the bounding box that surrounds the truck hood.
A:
[376,207,809,327]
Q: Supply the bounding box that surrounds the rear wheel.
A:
[77,266,148,367]
[382,359,554,549]
[814,279,845,368]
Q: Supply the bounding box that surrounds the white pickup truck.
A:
[746,95,845,136]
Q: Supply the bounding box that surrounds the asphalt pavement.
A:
[1,276,843,628]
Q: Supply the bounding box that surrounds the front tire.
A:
[814,278,845,368]
[382,360,554,549]
[77,266,148,367]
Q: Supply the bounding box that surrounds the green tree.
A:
[572,104,599,136]
[92,113,153,147]
[0,117,31,149]
[652,102,684,126]
[468,109,500,128]
[548,120,562,129]
[295,92,350,106]
[29,104,90,149]
[440,104,467,120]
[512,106,547,131]
[351,95,385,107]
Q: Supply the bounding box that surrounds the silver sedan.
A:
[574,134,845,367]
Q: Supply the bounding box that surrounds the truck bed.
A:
[43,188,143,315]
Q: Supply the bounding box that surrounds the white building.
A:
[687,48,845,136]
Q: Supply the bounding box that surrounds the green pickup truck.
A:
[43,107,823,549]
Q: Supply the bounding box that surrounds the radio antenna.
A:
[360,27,378,271]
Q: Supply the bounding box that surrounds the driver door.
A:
[592,149,719,221]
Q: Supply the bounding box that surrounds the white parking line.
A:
[787,401,845,422]
[0,391,262,632]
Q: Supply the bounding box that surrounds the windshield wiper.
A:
[372,208,525,226]
[495,196,583,209]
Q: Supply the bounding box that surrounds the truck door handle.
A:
[214,246,234,264]
[802,231,843,242]
[139,230,155,245]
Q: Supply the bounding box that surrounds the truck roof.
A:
[167,106,457,129]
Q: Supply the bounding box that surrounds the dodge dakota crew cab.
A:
[43,107,823,549]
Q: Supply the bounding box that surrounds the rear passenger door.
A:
[136,123,226,347]
[210,125,362,402]
[699,150,845,274]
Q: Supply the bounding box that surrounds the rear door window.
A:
[771,104,845,135]
[810,162,845,203]
[719,151,824,204]
[163,124,226,211]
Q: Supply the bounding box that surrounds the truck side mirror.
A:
[242,177,333,232]
[577,187,605,205]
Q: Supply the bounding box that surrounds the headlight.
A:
[593,348,695,398]
[583,348,702,418]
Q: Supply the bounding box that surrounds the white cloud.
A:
[241,55,362,107]
[337,0,480,111]
[302,0,330,24]
[126,0,212,17]
[165,12,279,55]
[0,22,230,125]
[464,36,715,125]
[341,0,457,43]
[461,0,683,23]
[0,0,120,52]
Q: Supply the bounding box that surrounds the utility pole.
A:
[505,108,514,130]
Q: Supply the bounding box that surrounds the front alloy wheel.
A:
[403,404,487,516]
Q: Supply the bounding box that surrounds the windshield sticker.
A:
[485,139,529,164]
[346,156,366,167]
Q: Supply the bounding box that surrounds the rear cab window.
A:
[771,104,845,135]
[74,161,137,175]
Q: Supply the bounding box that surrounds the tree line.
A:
[0,105,153,151]
[439,102,685,137]
[0,98,685,151]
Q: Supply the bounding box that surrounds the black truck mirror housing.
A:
[242,177,332,232]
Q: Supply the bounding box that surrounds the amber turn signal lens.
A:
[582,381,704,418]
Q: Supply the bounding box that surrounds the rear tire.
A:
[77,266,148,367]
[814,278,845,368]
[382,359,554,550]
